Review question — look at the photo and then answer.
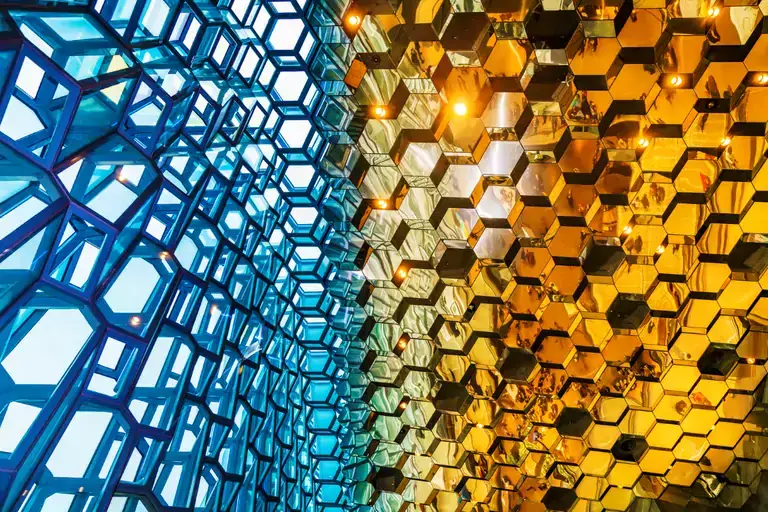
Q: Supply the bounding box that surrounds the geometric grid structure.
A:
[5,0,768,510]
[0,1,366,510]
[342,0,768,510]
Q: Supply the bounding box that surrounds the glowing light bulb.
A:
[374,106,387,118]
[622,225,633,235]
[396,268,408,280]
[747,358,756,364]
[160,251,170,260]
[347,14,361,26]
[130,316,141,326]
[638,138,650,148]
[670,75,683,87]
[708,6,720,17]
[655,245,665,254]
[757,73,768,85]
[720,136,731,147]
[453,102,468,116]
[397,337,408,349]
[376,199,388,209]
[398,401,407,410]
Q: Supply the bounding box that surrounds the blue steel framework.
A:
[0,0,370,510]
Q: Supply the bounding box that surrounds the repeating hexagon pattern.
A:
[4,0,768,510]
[341,0,768,510]
[0,1,365,511]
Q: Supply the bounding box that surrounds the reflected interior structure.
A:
[341,0,768,510]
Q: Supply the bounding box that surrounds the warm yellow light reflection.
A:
[453,102,468,116]
[376,199,388,209]
[638,138,650,148]
[347,14,361,26]
[720,137,731,147]
[373,106,387,118]
[670,76,683,87]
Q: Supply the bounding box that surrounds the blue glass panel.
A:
[0,0,365,509]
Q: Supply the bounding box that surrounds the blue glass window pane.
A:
[0,0,364,509]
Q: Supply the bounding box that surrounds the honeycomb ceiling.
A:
[343,0,768,509]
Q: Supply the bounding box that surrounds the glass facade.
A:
[4,0,768,510]
[0,1,365,510]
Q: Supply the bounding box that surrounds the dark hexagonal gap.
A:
[555,407,593,437]
[607,297,650,330]
[727,241,768,275]
[583,244,626,277]
[439,13,490,51]
[433,382,472,413]
[525,9,580,48]
[611,435,649,463]
[372,466,404,492]
[542,487,578,511]
[497,347,538,383]
[434,247,478,280]
[698,345,739,377]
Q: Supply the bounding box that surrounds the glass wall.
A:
[0,1,366,510]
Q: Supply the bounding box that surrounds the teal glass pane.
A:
[0,0,367,510]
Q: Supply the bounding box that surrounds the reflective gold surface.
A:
[344,0,768,509]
